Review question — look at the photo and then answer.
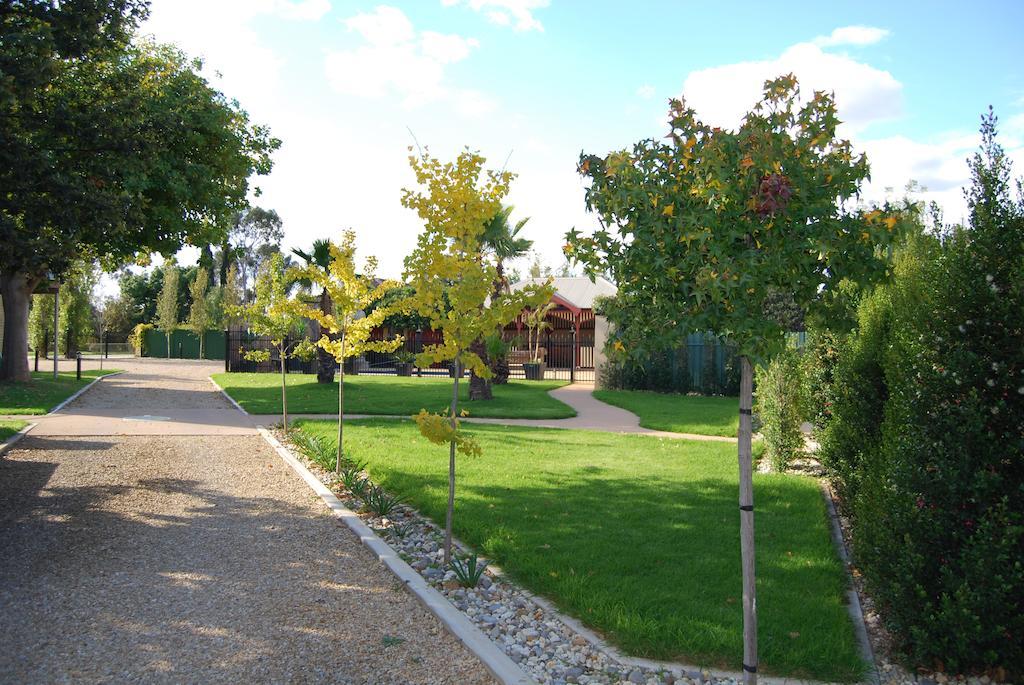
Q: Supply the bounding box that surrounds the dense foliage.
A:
[817,114,1023,673]
[753,346,807,471]
[1,0,277,380]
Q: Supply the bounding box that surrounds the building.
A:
[505,276,617,371]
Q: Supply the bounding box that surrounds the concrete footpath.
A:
[25,358,257,436]
[282,383,738,443]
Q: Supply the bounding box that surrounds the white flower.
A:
[987,379,995,387]
[986,274,994,283]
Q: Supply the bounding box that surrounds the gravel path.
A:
[0,360,495,684]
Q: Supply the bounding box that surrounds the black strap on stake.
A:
[739,505,753,512]
[743,663,758,673]
[739,408,752,415]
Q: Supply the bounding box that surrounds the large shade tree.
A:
[567,75,905,681]
[0,5,278,381]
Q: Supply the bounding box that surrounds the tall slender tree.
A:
[230,253,305,432]
[289,232,402,470]
[156,264,179,359]
[186,267,211,358]
[402,148,552,565]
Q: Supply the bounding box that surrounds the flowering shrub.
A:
[819,114,1023,673]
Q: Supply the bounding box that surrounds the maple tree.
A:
[289,231,403,471]
[402,148,553,565]
[567,75,906,681]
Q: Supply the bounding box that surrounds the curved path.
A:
[286,382,737,443]
[0,359,494,684]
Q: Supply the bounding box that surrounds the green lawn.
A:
[212,373,576,419]
[0,420,28,441]
[296,419,863,681]
[0,370,120,415]
[593,389,739,437]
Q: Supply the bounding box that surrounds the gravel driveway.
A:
[0,360,494,684]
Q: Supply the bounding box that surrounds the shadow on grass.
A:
[302,419,864,681]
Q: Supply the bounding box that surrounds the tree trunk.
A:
[336,363,345,474]
[468,337,492,400]
[280,344,289,433]
[444,357,461,566]
[199,332,205,360]
[738,356,758,684]
[166,332,171,359]
[0,271,34,382]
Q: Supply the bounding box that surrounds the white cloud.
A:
[326,6,486,111]
[680,41,903,133]
[636,84,655,99]
[813,25,890,48]
[443,0,549,32]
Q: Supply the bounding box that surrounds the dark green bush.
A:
[754,346,806,471]
[823,114,1024,673]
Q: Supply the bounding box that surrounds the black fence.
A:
[225,327,596,383]
[224,329,316,374]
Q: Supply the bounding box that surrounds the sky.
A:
[131,0,1024,287]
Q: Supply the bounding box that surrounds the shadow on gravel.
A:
[0,460,415,683]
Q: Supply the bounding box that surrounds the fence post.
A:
[415,328,422,377]
[224,330,230,372]
[76,352,81,380]
[570,327,576,383]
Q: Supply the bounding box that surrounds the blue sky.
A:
[142,0,1024,280]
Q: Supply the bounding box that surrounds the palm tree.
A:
[469,206,533,400]
[292,239,336,384]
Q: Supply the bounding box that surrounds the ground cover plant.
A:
[0,420,28,441]
[212,372,574,419]
[592,389,738,436]
[295,418,863,681]
[0,370,120,414]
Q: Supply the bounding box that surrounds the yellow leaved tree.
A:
[288,231,403,472]
[229,252,313,433]
[402,148,553,565]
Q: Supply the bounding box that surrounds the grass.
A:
[211,372,576,419]
[0,420,28,441]
[296,419,863,681]
[0,370,120,415]
[593,389,739,437]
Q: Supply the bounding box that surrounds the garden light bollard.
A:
[76,352,81,380]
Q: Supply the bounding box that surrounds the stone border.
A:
[49,370,125,415]
[207,376,250,415]
[0,422,37,457]
[255,426,537,685]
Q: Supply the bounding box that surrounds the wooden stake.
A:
[445,357,461,566]
[738,356,758,684]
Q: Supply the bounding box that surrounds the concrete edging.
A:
[255,426,537,685]
[207,376,250,415]
[0,422,37,457]
[821,483,879,685]
[49,370,125,415]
